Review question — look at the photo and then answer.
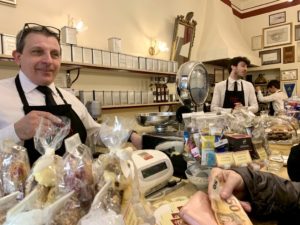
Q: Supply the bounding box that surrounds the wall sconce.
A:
[67,15,88,32]
[149,40,169,56]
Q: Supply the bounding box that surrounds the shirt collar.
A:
[228,76,242,84]
[19,70,58,96]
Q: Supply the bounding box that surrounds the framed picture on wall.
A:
[298,10,300,22]
[283,46,295,64]
[295,25,300,41]
[214,68,224,83]
[251,35,263,50]
[259,48,281,65]
[280,69,298,81]
[0,0,16,5]
[269,12,286,26]
[282,81,297,97]
[263,23,292,48]
[297,42,300,62]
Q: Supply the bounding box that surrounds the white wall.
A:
[0,0,205,119]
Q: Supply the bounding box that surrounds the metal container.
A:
[136,112,176,132]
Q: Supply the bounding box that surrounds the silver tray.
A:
[136,112,176,127]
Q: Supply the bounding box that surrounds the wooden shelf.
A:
[61,61,176,76]
[0,55,178,110]
[0,55,177,77]
[102,101,180,110]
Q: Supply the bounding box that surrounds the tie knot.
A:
[36,86,52,95]
[36,86,57,106]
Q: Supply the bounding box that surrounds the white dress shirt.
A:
[257,90,288,113]
[0,71,101,145]
[210,77,258,113]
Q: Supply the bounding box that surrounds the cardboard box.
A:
[61,26,77,45]
[92,49,102,65]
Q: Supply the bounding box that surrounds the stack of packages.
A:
[183,108,270,171]
[0,140,30,224]
[0,116,155,225]
[79,116,155,225]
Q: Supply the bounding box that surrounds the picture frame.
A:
[297,42,300,62]
[283,45,295,64]
[269,12,286,26]
[280,69,298,81]
[259,48,281,65]
[298,10,300,22]
[263,23,292,48]
[0,0,16,5]
[214,68,224,83]
[295,24,300,41]
[251,35,263,50]
[282,81,297,97]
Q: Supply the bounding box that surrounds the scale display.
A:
[141,161,168,179]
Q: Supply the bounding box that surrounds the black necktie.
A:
[36,86,57,106]
[234,81,238,92]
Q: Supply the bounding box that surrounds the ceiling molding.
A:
[231,0,279,11]
[221,0,300,18]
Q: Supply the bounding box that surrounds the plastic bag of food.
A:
[96,116,154,224]
[265,116,297,144]
[63,134,94,205]
[226,107,256,134]
[4,188,74,225]
[78,181,124,225]
[0,192,20,224]
[30,116,70,188]
[0,140,30,199]
[47,134,94,225]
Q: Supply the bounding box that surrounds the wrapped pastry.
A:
[0,142,30,198]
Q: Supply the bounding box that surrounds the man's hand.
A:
[208,167,252,213]
[14,110,62,141]
[255,86,261,92]
[129,132,142,150]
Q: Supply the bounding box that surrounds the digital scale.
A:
[131,150,174,196]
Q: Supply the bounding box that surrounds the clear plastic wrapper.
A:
[5,189,74,225]
[0,140,30,199]
[264,116,298,144]
[85,116,155,225]
[0,192,20,225]
[225,107,256,134]
[5,117,71,225]
[48,134,95,225]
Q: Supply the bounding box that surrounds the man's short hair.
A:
[16,23,60,53]
[227,56,251,73]
[267,79,280,89]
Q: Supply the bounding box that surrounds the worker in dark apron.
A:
[15,75,87,165]
[223,79,245,109]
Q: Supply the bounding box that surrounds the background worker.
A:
[256,79,288,116]
[210,56,258,113]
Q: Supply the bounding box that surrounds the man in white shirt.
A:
[256,80,288,115]
[0,23,141,164]
[210,56,258,113]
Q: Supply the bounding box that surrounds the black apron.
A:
[223,79,245,109]
[269,102,275,116]
[15,75,87,165]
